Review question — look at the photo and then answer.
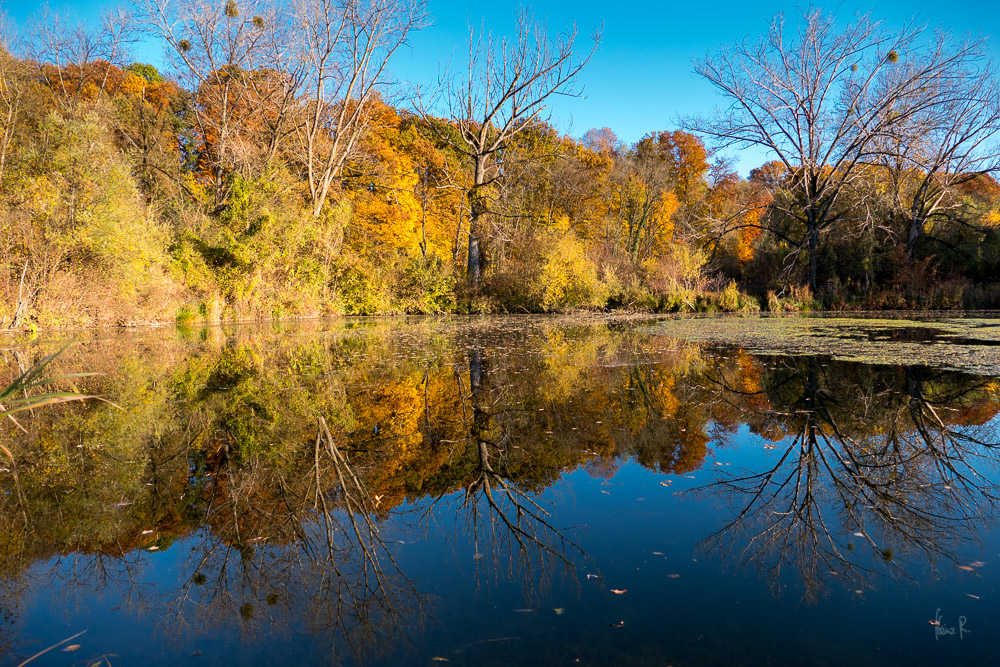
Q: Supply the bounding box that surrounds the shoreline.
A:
[4,308,1000,338]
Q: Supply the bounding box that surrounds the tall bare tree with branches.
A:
[417,11,599,283]
[293,0,428,218]
[17,5,137,110]
[0,23,25,189]
[689,10,991,291]
[139,0,296,205]
[873,51,1000,259]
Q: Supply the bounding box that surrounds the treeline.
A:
[2,4,1000,328]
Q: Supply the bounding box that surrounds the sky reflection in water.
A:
[2,316,999,666]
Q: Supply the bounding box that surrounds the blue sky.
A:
[4,0,999,173]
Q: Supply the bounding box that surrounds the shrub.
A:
[331,251,394,315]
[536,233,607,311]
[766,290,781,312]
[176,304,197,324]
[486,231,608,312]
[717,280,741,311]
[396,253,456,313]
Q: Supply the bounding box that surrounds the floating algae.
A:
[646,315,1000,375]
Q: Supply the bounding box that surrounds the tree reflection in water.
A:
[698,356,1000,599]
[2,417,425,664]
[154,417,423,660]
[2,320,1000,659]
[424,348,586,597]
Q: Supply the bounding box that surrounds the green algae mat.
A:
[648,315,1000,375]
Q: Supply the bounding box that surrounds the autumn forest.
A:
[2,1,1000,329]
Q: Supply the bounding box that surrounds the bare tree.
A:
[416,11,599,283]
[0,22,24,189]
[293,0,428,218]
[874,52,1000,259]
[16,5,137,110]
[420,348,586,597]
[139,0,296,205]
[689,10,986,291]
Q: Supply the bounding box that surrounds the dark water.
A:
[2,316,1000,666]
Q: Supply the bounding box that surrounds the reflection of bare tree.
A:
[157,418,423,661]
[426,348,587,598]
[0,416,425,663]
[699,356,1000,600]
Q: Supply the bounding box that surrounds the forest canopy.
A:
[2,3,1000,328]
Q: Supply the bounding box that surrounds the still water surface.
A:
[2,315,1000,665]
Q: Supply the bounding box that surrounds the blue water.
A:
[2,317,999,666]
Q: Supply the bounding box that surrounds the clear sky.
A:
[4,0,1000,174]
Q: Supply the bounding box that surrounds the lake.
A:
[2,314,1000,666]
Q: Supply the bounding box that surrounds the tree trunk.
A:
[467,232,482,282]
[807,215,819,293]
[469,348,491,462]
[466,155,488,284]
[905,217,924,261]
[419,168,429,258]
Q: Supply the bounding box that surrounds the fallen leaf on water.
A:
[652,552,663,556]
[610,621,624,628]
[611,589,627,595]
[959,565,976,572]
[600,490,610,495]
[586,573,601,580]
[667,574,680,579]
[967,594,981,599]
[553,608,565,615]
[928,620,941,626]
[63,645,81,652]
[147,546,159,552]
[659,481,671,487]
[970,561,986,568]
[431,658,449,662]
[714,462,723,466]
[853,532,864,537]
